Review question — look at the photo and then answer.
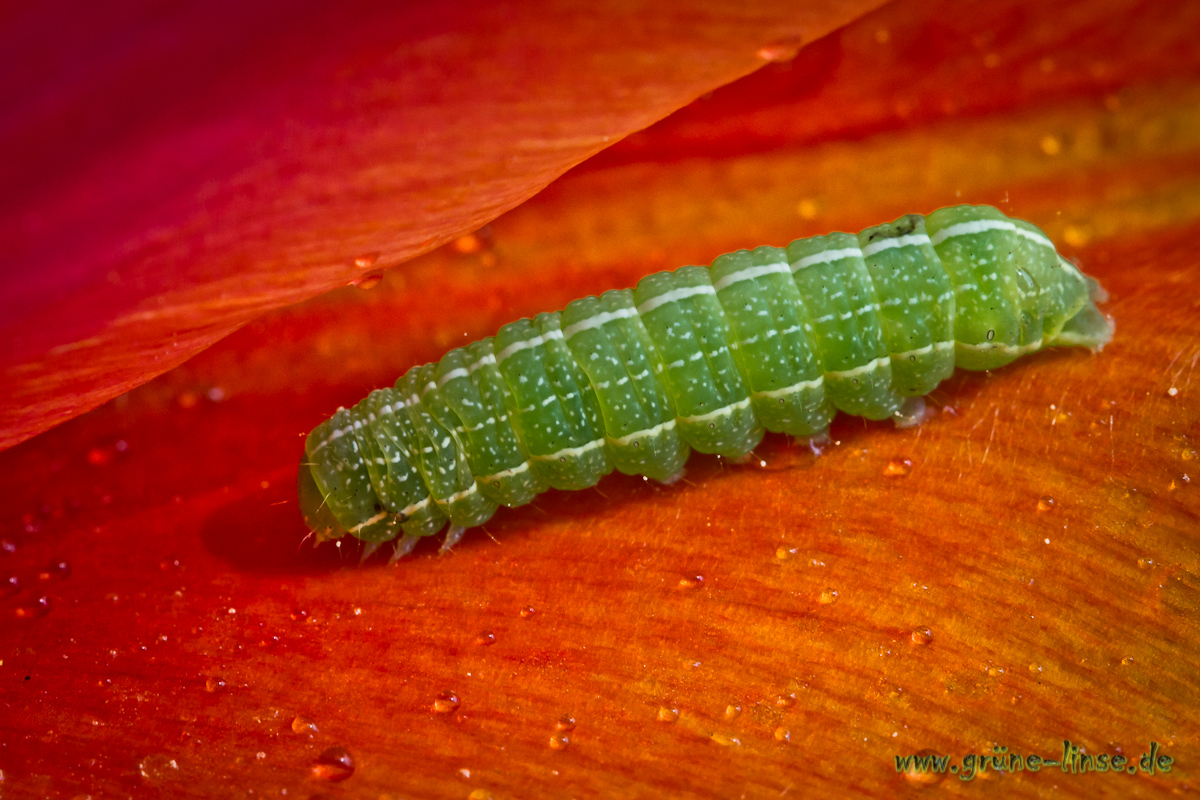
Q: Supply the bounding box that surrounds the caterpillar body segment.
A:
[300,205,1113,552]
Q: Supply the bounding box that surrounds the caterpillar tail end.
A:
[298,461,349,545]
[1050,278,1115,353]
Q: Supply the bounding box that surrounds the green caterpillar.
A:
[299,204,1113,560]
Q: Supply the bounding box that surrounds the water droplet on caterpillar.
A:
[911,626,933,645]
[883,458,912,477]
[818,588,839,605]
[1037,496,1056,512]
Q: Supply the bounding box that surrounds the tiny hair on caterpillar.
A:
[298,204,1113,561]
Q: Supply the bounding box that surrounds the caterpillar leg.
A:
[359,540,384,565]
[439,525,467,555]
[389,532,422,565]
[799,430,831,456]
[891,396,929,429]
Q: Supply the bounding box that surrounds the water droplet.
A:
[353,272,383,290]
[775,693,796,708]
[14,595,50,619]
[475,630,496,646]
[548,732,570,750]
[291,715,319,734]
[756,36,801,62]
[911,626,933,645]
[776,546,796,561]
[710,732,740,747]
[519,606,536,618]
[774,727,791,743]
[205,676,226,693]
[1,574,19,599]
[310,746,354,782]
[1121,656,1134,666]
[555,714,576,732]
[1029,663,1043,673]
[818,588,838,605]
[206,386,226,402]
[1037,496,1056,512]
[138,753,179,782]
[433,690,460,713]
[1167,387,1179,397]
[467,790,493,800]
[1,538,15,553]
[352,253,380,269]
[678,574,704,589]
[1137,557,1154,570]
[883,458,912,477]
[657,706,679,723]
[1181,449,1196,462]
[724,704,741,719]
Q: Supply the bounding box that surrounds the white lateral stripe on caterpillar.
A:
[562,307,639,340]
[680,397,751,425]
[347,510,390,533]
[891,341,955,361]
[712,262,792,291]
[495,329,564,363]
[752,376,824,400]
[479,460,531,484]
[636,284,716,315]
[827,356,890,380]
[467,352,496,374]
[930,220,1055,249]
[437,368,470,388]
[530,437,608,462]
[957,339,1044,356]
[608,418,676,446]
[791,247,863,271]
[861,234,933,257]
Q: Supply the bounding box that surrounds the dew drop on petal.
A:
[310,746,354,782]
[433,691,460,714]
[138,753,179,782]
[291,715,319,735]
